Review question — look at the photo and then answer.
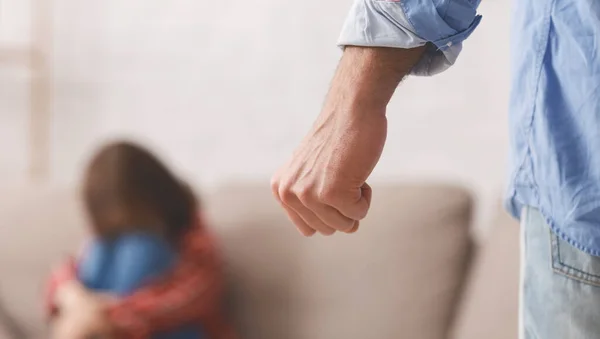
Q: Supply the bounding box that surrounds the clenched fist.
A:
[271,108,386,236]
[271,46,425,236]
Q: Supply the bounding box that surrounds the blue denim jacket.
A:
[339,0,600,255]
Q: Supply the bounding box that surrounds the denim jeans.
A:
[78,233,202,339]
[520,207,600,339]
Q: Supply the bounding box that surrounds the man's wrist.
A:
[327,46,426,113]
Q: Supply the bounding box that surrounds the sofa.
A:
[0,182,519,339]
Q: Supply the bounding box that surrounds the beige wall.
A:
[0,0,511,231]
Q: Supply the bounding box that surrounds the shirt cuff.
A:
[337,0,482,76]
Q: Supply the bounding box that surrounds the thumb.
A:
[334,183,372,221]
[361,183,372,207]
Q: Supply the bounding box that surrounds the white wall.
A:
[1,0,511,231]
[0,0,31,180]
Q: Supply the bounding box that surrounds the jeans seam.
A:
[551,232,600,286]
[552,266,600,287]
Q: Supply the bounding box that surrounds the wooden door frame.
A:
[29,0,53,181]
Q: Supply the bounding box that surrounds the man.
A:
[271,0,600,337]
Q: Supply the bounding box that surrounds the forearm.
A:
[45,257,78,319]
[328,46,426,113]
[107,269,222,333]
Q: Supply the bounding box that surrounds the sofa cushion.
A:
[0,185,86,338]
[449,205,520,339]
[0,322,14,339]
[0,297,28,339]
[207,182,475,339]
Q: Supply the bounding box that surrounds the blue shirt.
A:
[339,0,600,255]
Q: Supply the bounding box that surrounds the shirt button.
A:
[446,41,453,47]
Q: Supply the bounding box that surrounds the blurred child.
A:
[48,141,228,338]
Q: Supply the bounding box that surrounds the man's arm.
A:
[272,0,481,235]
[271,46,425,236]
[330,46,426,111]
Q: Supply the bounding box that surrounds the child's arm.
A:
[49,281,114,339]
[45,257,77,318]
[45,239,91,318]
[106,227,227,338]
[46,224,232,339]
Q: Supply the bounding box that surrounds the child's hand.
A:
[55,280,87,310]
[52,311,111,339]
[53,281,114,339]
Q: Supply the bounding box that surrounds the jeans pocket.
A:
[551,232,600,287]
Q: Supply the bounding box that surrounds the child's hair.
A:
[82,141,197,243]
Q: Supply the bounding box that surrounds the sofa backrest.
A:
[0,185,86,338]
[0,183,475,339]
[207,183,475,339]
[450,204,520,339]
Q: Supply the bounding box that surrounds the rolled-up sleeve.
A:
[338,0,482,76]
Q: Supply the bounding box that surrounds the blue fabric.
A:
[505,0,600,256]
[78,234,203,339]
[337,0,482,75]
[398,0,481,49]
[339,0,600,255]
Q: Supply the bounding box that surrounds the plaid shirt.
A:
[46,218,237,339]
